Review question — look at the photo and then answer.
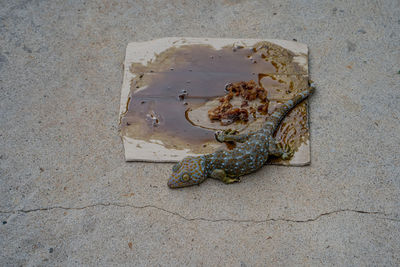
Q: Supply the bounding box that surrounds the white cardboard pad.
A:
[120,38,310,165]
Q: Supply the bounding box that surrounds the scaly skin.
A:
[168,83,315,188]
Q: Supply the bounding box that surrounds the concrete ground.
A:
[1,0,399,265]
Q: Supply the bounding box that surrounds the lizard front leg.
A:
[268,137,294,160]
[215,129,250,143]
[210,169,241,184]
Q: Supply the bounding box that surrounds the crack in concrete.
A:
[0,203,399,223]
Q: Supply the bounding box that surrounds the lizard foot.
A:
[211,169,241,184]
[215,129,238,143]
[268,138,294,159]
[281,144,294,160]
[223,177,241,184]
[215,129,250,143]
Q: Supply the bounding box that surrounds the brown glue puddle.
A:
[121,42,308,154]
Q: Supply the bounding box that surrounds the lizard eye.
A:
[182,173,190,182]
[172,163,179,172]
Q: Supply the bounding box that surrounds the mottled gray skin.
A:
[204,130,271,178]
[168,84,315,188]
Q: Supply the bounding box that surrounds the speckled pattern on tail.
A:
[263,85,316,136]
[168,83,315,188]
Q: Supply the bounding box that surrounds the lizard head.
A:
[168,156,206,188]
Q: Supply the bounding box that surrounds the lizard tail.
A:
[264,83,315,135]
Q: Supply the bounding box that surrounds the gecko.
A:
[168,83,315,188]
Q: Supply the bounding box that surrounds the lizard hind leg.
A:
[210,169,241,184]
[268,137,294,160]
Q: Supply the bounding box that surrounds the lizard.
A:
[167,83,315,188]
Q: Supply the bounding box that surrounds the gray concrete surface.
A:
[0,0,399,265]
